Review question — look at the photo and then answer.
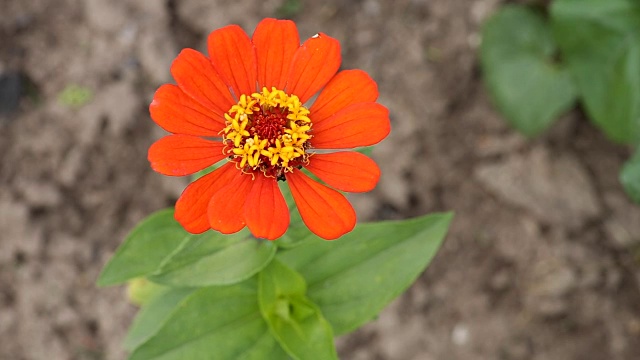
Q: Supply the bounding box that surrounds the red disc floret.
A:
[251,107,287,142]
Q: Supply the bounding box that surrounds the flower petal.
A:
[285,33,341,104]
[150,84,225,136]
[148,135,227,176]
[311,102,391,149]
[309,70,378,124]
[208,172,253,234]
[175,162,239,233]
[286,171,356,240]
[208,25,258,98]
[244,175,289,240]
[305,152,380,193]
[170,49,236,118]
[253,18,300,91]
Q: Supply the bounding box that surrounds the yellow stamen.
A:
[221,87,313,177]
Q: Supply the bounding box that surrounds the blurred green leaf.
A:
[129,279,288,360]
[125,287,195,351]
[621,148,640,204]
[277,0,303,18]
[259,260,337,360]
[98,209,188,286]
[58,84,92,108]
[277,212,452,335]
[481,5,577,136]
[149,229,276,287]
[552,0,640,144]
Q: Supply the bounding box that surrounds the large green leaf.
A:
[98,209,189,286]
[277,212,452,335]
[129,279,288,360]
[552,0,640,144]
[481,5,577,137]
[621,148,640,204]
[124,287,196,351]
[259,260,337,360]
[149,229,276,287]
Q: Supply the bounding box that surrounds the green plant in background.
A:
[277,0,303,18]
[481,0,640,203]
[58,84,93,108]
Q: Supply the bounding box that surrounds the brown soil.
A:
[2,0,640,359]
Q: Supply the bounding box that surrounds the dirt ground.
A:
[2,0,640,359]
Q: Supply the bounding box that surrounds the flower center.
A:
[222,87,312,180]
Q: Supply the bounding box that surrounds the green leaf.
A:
[552,0,640,144]
[125,286,196,351]
[149,229,276,287]
[481,5,577,137]
[621,148,640,204]
[259,260,337,360]
[277,212,452,335]
[129,279,289,360]
[98,209,189,286]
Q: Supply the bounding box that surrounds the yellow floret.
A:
[222,87,313,175]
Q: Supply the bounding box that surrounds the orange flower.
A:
[148,18,390,240]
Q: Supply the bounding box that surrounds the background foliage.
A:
[481,0,640,203]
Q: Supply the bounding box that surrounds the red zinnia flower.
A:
[148,18,390,240]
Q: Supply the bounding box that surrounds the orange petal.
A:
[253,18,300,91]
[285,33,341,103]
[309,70,378,124]
[311,102,391,149]
[286,171,356,240]
[304,152,380,193]
[150,84,225,136]
[148,135,227,176]
[175,162,239,233]
[244,175,289,240]
[208,172,254,234]
[208,25,258,98]
[170,49,236,118]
